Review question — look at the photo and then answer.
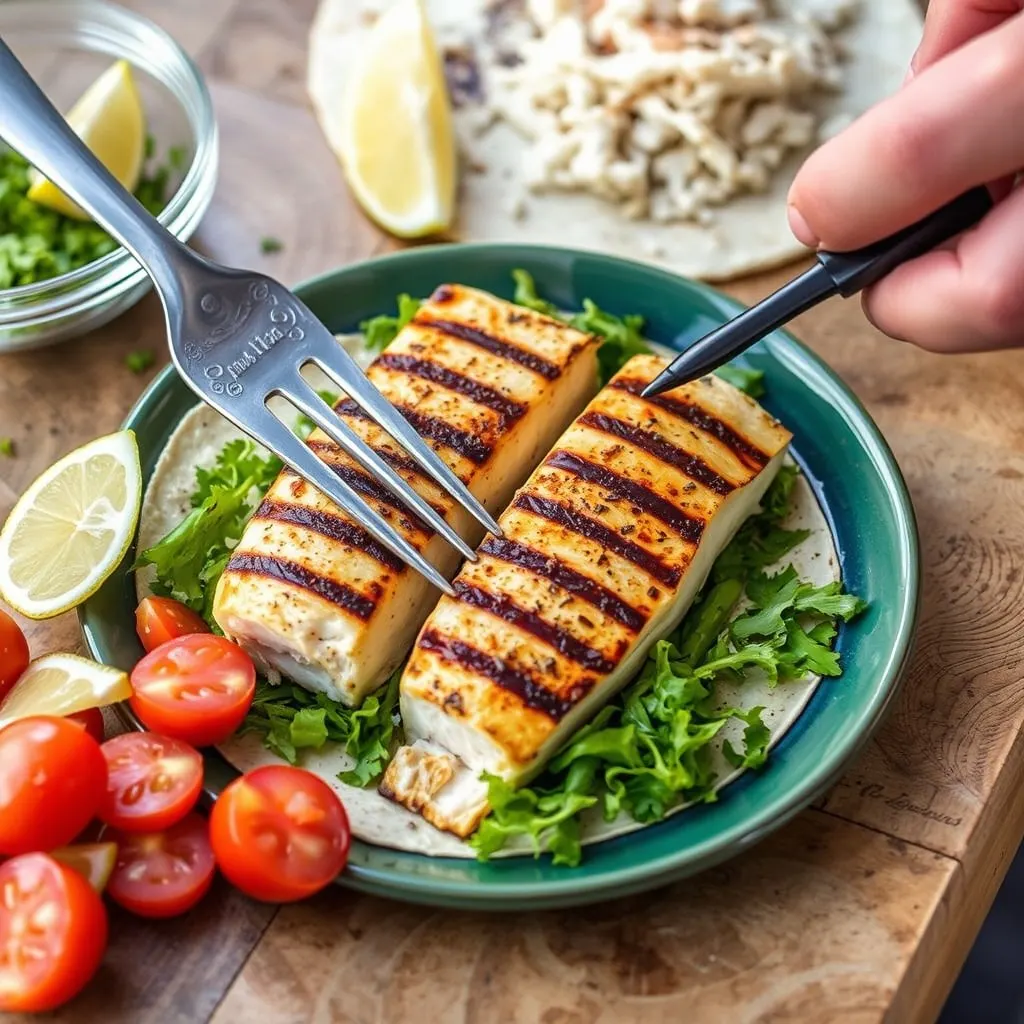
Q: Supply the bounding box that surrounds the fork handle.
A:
[0,38,190,296]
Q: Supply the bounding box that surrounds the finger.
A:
[912,0,1022,74]
[862,182,1024,353]
[788,11,1024,251]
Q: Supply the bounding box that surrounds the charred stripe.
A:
[415,316,562,380]
[253,499,405,573]
[418,631,580,720]
[579,412,734,495]
[225,553,377,620]
[512,493,681,587]
[546,451,705,542]
[610,377,769,468]
[453,581,616,673]
[334,398,492,465]
[479,537,646,632]
[375,353,527,423]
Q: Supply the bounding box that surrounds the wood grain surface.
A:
[3,1,1023,1021]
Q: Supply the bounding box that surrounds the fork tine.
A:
[307,350,504,538]
[240,406,455,597]
[281,376,477,562]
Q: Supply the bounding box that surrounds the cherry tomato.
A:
[129,634,256,747]
[0,717,107,856]
[0,853,108,1012]
[135,596,209,654]
[99,732,203,832]
[210,765,350,903]
[66,706,105,743]
[104,813,215,919]
[0,607,29,700]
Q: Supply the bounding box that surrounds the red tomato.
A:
[0,607,29,700]
[0,717,107,856]
[67,707,105,743]
[135,596,209,653]
[210,765,350,903]
[0,853,108,1012]
[104,813,215,919]
[129,634,256,747]
[99,732,204,832]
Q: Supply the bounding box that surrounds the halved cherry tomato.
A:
[210,765,350,903]
[104,812,215,919]
[135,596,209,653]
[99,732,203,832]
[129,634,256,747]
[0,717,107,856]
[0,607,29,700]
[0,853,108,1013]
[67,706,105,743]
[50,842,118,892]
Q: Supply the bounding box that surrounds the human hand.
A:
[787,1,1024,353]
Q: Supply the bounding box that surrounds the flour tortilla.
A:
[137,336,840,859]
[307,0,922,282]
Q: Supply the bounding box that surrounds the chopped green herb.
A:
[144,134,156,161]
[0,144,180,289]
[125,350,155,374]
[167,144,187,171]
[359,293,422,352]
[0,438,13,457]
[260,235,283,255]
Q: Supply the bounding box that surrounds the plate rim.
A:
[83,242,920,907]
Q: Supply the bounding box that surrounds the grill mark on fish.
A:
[253,499,405,573]
[512,493,682,587]
[546,451,705,542]
[225,553,377,620]
[418,631,581,721]
[415,316,562,380]
[479,538,646,632]
[335,398,492,465]
[611,377,770,468]
[452,581,616,673]
[579,412,734,495]
[305,440,438,534]
[375,353,527,423]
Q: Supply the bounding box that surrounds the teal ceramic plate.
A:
[80,244,919,910]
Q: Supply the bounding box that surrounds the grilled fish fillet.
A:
[213,285,599,706]
[381,354,792,836]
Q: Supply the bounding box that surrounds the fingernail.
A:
[787,204,817,248]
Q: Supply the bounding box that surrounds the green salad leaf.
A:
[136,438,282,625]
[239,669,401,786]
[360,294,422,352]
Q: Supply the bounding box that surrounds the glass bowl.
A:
[0,0,218,353]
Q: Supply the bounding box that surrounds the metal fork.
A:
[0,39,502,596]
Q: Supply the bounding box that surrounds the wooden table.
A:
[3,1,1023,1021]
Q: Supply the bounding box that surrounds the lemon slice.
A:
[51,842,118,892]
[0,653,131,729]
[27,60,145,220]
[337,0,456,238]
[0,431,142,619]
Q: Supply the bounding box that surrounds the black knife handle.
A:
[817,186,994,298]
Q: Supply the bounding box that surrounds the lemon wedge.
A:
[0,653,131,729]
[51,842,118,892]
[337,0,456,238]
[0,431,142,619]
[27,59,145,220]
